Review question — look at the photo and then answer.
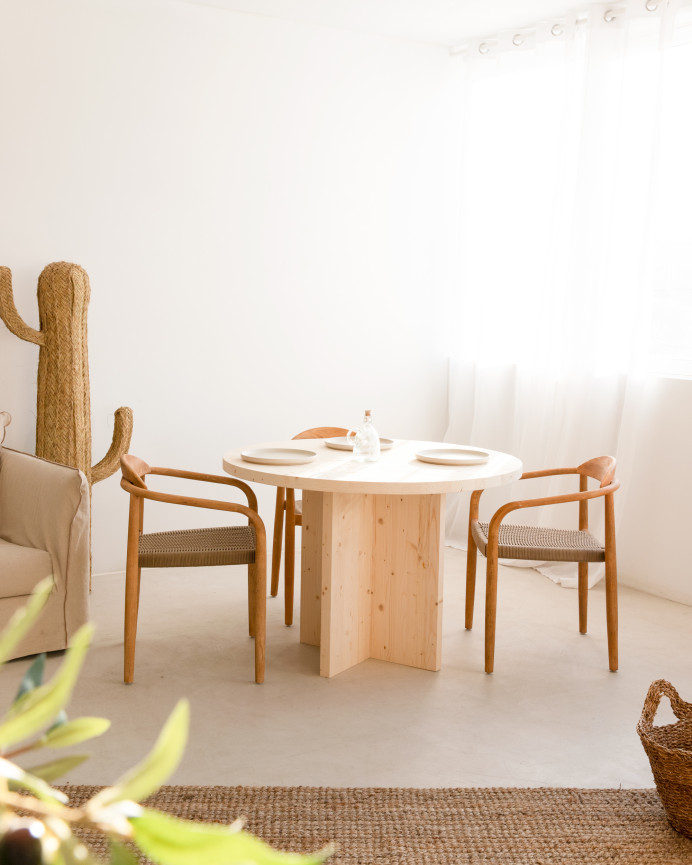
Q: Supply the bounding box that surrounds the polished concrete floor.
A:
[4,547,690,789]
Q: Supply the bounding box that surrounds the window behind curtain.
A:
[648,18,692,378]
[453,2,692,380]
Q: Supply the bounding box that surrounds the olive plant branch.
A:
[0,790,88,827]
[2,742,43,760]
[0,788,138,841]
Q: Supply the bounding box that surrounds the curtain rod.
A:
[448,0,683,58]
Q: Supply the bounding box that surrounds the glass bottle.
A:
[351,409,380,462]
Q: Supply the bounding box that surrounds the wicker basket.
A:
[637,679,692,837]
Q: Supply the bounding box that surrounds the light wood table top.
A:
[222,438,522,495]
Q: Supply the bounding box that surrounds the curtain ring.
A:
[604,9,617,22]
[478,42,490,55]
[645,0,658,9]
[512,33,524,46]
[551,23,564,37]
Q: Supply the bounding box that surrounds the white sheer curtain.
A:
[445,0,692,587]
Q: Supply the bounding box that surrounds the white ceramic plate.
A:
[241,448,317,466]
[325,437,395,451]
[415,447,490,466]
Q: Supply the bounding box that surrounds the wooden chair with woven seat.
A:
[120,454,267,683]
[270,426,348,625]
[465,455,619,673]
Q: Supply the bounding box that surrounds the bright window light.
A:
[453,5,692,379]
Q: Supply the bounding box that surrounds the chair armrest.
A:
[0,448,89,555]
[148,467,258,511]
[120,479,265,538]
[519,467,579,480]
[0,448,89,637]
[486,480,619,540]
[469,488,484,520]
[469,466,614,517]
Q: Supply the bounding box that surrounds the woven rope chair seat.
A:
[139,525,256,568]
[472,520,605,563]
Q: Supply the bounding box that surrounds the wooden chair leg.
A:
[124,496,142,684]
[484,550,499,674]
[248,563,256,638]
[270,488,285,597]
[605,554,618,671]
[578,562,588,634]
[465,529,478,630]
[254,538,267,684]
[604,495,618,671]
[284,489,295,627]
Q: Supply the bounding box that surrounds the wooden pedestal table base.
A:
[222,439,522,678]
[299,491,444,677]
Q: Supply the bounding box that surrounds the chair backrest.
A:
[577,456,616,487]
[293,426,349,440]
[120,454,150,489]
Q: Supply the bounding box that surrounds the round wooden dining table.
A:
[223,439,522,678]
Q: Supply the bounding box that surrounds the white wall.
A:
[0,0,463,573]
[617,377,692,606]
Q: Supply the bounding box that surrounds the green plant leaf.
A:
[130,808,332,865]
[0,755,68,803]
[40,717,111,749]
[110,840,139,865]
[0,578,53,665]
[7,654,49,723]
[15,653,46,702]
[23,755,90,783]
[85,799,141,839]
[48,710,69,733]
[43,816,101,865]
[87,700,189,809]
[57,836,100,865]
[0,624,94,750]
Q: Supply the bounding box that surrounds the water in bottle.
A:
[351,410,380,462]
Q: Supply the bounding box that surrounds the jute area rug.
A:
[61,786,692,865]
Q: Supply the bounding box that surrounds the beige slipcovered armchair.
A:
[0,413,90,658]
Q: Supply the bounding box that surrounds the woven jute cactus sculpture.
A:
[0,262,132,483]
